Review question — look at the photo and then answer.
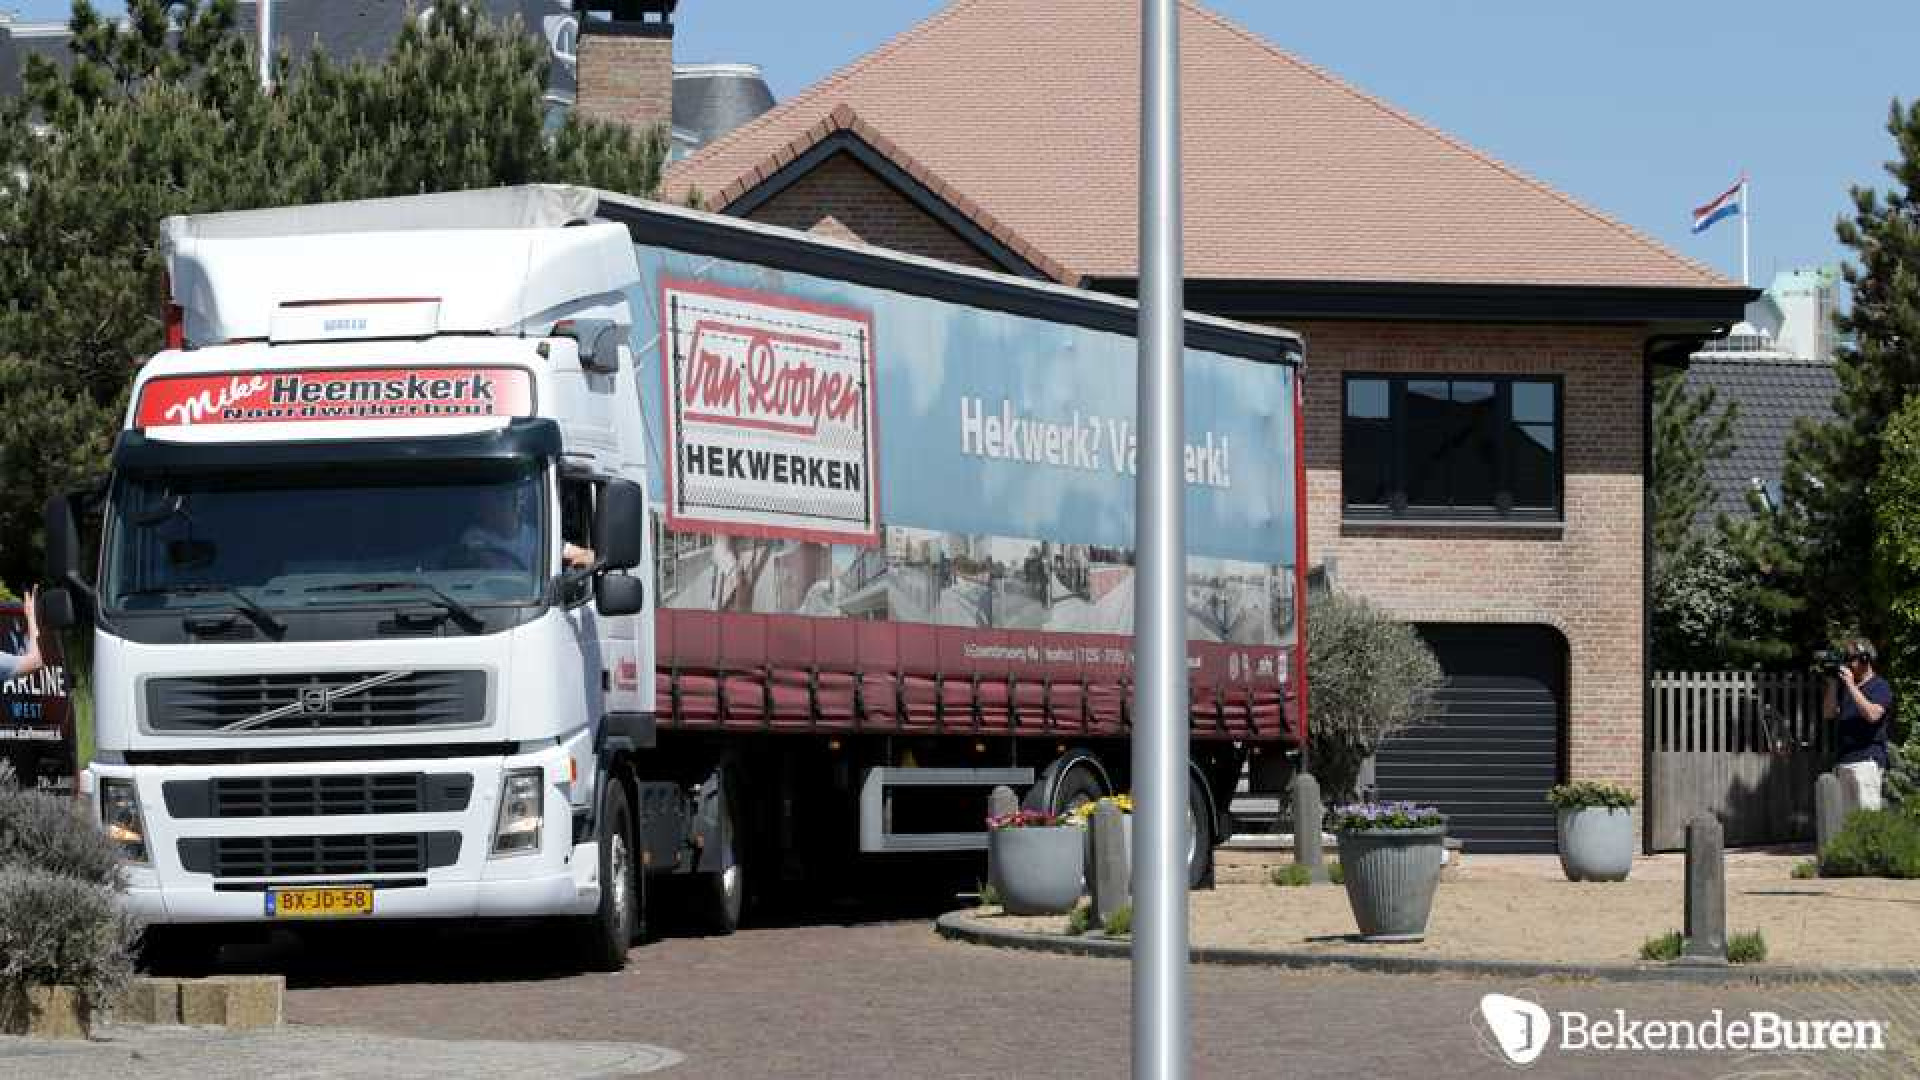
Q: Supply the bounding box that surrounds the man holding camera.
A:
[1826,640,1894,814]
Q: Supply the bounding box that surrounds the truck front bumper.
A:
[89,738,604,926]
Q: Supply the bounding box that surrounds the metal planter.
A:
[1556,807,1634,882]
[989,826,1085,915]
[1336,825,1446,942]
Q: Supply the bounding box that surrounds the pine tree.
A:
[0,1,666,589]
[1649,373,1741,668]
[1723,99,1920,665]
[1872,397,1920,802]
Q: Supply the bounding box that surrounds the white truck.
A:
[41,186,1305,971]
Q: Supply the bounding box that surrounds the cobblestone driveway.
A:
[271,917,1914,1079]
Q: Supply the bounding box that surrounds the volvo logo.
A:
[222,671,409,732]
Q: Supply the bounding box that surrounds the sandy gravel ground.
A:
[980,852,1920,969]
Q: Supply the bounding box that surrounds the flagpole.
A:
[1740,174,1750,287]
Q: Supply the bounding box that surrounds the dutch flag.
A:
[1692,178,1745,235]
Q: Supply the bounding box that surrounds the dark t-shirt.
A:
[1836,674,1895,766]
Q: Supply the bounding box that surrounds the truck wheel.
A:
[1187,773,1216,890]
[139,924,219,977]
[695,771,746,935]
[576,780,637,972]
[1026,754,1107,817]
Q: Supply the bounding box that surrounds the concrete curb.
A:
[112,975,284,1030]
[935,911,1920,986]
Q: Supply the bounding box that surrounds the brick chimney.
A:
[574,1,677,135]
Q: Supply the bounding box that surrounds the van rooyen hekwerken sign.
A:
[131,366,535,428]
[660,279,881,546]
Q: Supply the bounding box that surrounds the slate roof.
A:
[0,22,77,96]
[664,0,1732,289]
[1,3,576,102]
[1684,355,1840,521]
[0,30,16,100]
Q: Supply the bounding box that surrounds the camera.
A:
[1816,647,1848,671]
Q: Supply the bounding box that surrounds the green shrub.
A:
[1270,864,1312,887]
[977,880,1002,909]
[1791,859,1818,880]
[1065,902,1092,936]
[1327,861,1344,885]
[1306,592,1443,801]
[1819,809,1920,878]
[0,870,138,1008]
[0,766,137,1013]
[0,767,122,887]
[1546,781,1638,811]
[1640,931,1682,962]
[1728,930,1768,964]
[1102,905,1132,937]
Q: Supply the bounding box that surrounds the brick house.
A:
[643,0,1753,852]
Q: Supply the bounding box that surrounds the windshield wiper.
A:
[304,581,484,631]
[122,584,286,637]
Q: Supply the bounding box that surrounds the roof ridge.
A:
[1179,0,1730,287]
[703,102,1079,281]
[668,0,989,190]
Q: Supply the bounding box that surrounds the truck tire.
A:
[693,768,746,935]
[1025,753,1108,817]
[138,924,219,977]
[1187,773,1216,890]
[575,780,638,972]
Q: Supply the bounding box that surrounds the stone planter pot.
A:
[989,826,1085,915]
[0,984,91,1039]
[1336,825,1446,942]
[1557,806,1634,882]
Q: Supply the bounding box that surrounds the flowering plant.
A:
[1060,794,1134,827]
[986,808,1065,830]
[1328,801,1444,832]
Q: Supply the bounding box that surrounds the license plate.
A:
[266,886,374,918]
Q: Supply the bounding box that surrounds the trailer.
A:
[41,185,1304,970]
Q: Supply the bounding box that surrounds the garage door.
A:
[1372,624,1566,854]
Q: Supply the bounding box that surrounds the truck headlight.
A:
[491,768,545,857]
[99,778,150,865]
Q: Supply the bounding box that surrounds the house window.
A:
[1342,375,1562,521]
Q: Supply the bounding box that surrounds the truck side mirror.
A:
[43,493,83,585]
[593,480,645,571]
[554,318,622,375]
[38,586,76,631]
[594,573,644,617]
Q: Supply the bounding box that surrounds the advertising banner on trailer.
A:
[635,248,1300,741]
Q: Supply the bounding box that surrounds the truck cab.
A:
[42,202,659,969]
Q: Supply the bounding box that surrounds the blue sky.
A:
[14,1,1917,287]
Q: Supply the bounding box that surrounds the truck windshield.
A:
[103,461,546,613]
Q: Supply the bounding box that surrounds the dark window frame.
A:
[1341,373,1564,523]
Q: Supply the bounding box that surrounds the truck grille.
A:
[146,670,486,733]
[177,832,462,878]
[162,774,474,818]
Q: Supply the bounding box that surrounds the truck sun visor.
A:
[111,417,562,473]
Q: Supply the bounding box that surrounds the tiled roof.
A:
[716,104,1076,283]
[665,0,1730,289]
[1684,356,1840,521]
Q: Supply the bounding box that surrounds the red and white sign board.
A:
[134,367,534,429]
[661,279,880,545]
